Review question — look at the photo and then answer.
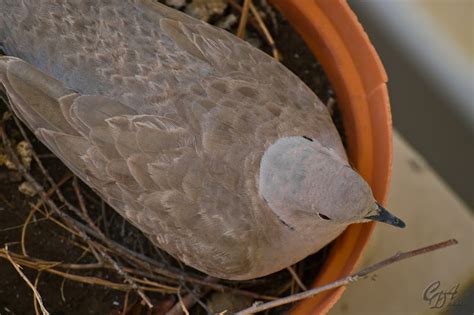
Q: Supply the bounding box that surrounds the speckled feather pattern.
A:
[0,0,345,279]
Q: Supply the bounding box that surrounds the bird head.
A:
[259,136,405,230]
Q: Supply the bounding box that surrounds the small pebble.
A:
[16,140,32,169]
[165,0,186,8]
[216,14,238,30]
[246,36,263,49]
[18,181,37,197]
[0,152,17,170]
[185,0,228,22]
[207,292,253,314]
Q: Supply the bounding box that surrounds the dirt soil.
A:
[0,5,340,315]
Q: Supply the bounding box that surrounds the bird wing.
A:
[1,56,259,278]
[130,0,346,159]
[0,1,347,279]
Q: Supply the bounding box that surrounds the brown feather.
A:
[0,0,347,279]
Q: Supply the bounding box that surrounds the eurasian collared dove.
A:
[0,0,404,280]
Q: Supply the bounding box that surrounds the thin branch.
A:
[179,281,213,314]
[122,290,130,315]
[228,0,281,61]
[33,272,43,315]
[4,245,50,315]
[21,174,72,256]
[21,205,39,257]
[236,239,458,314]
[249,2,281,61]
[236,0,252,38]
[177,288,190,315]
[99,249,154,308]
[354,239,458,278]
[286,266,307,292]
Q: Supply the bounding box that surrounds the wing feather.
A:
[1,0,348,278]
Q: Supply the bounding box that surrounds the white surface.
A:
[330,132,474,315]
[349,0,474,131]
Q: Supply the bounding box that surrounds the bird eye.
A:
[318,213,331,220]
[302,136,313,142]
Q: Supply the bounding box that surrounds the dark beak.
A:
[365,203,406,228]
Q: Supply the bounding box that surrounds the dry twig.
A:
[177,288,190,315]
[249,2,281,61]
[236,0,252,38]
[33,272,43,315]
[236,239,458,314]
[228,0,281,61]
[4,245,50,315]
[21,174,73,256]
[286,266,307,292]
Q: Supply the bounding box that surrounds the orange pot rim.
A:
[269,0,392,314]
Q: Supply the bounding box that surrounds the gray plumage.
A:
[0,0,403,280]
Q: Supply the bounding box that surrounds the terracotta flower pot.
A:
[269,0,392,313]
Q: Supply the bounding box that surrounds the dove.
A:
[0,0,405,280]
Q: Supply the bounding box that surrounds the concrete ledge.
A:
[330,132,474,315]
[348,0,474,209]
